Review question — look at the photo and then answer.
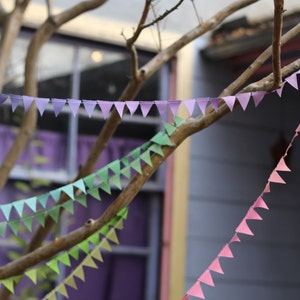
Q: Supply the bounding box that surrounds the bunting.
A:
[1,70,299,118]
[183,122,299,299]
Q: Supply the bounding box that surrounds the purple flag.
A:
[251,91,265,107]
[82,100,97,118]
[23,95,34,112]
[10,94,21,112]
[126,101,139,116]
[0,94,8,104]
[67,99,81,117]
[210,97,220,111]
[154,100,168,116]
[114,102,126,118]
[52,98,66,116]
[196,97,209,114]
[168,100,181,116]
[97,100,113,119]
[223,96,236,111]
[36,97,49,116]
[140,101,153,117]
[236,93,251,111]
[183,99,196,116]
[275,82,285,97]
[285,72,299,90]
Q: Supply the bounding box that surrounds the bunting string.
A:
[1,70,299,119]
[183,123,300,299]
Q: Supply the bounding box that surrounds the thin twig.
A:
[150,3,162,51]
[46,0,53,17]
[190,0,202,25]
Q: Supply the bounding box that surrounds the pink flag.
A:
[245,207,263,221]
[218,244,234,258]
[187,282,205,299]
[210,98,220,111]
[268,170,286,184]
[275,157,291,172]
[253,196,269,210]
[183,99,196,116]
[235,219,254,236]
[198,270,215,287]
[126,101,139,116]
[230,234,241,244]
[275,82,285,97]
[285,72,299,90]
[209,257,224,274]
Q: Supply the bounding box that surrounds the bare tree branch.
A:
[45,0,53,17]
[220,22,300,97]
[271,0,284,89]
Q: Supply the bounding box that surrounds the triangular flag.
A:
[13,200,25,218]
[149,144,164,156]
[268,170,286,184]
[88,187,101,200]
[235,219,254,236]
[183,99,196,116]
[196,97,209,114]
[73,179,86,194]
[48,206,61,223]
[154,100,168,116]
[100,238,112,252]
[56,284,69,298]
[25,268,38,284]
[25,197,37,212]
[114,102,126,118]
[82,100,96,118]
[222,96,236,111]
[97,100,113,119]
[88,232,99,246]
[131,158,142,174]
[96,167,109,182]
[74,266,85,282]
[151,131,173,146]
[245,207,262,220]
[218,244,234,258]
[107,160,121,174]
[50,188,62,202]
[65,275,78,289]
[140,150,153,167]
[168,100,181,116]
[99,181,111,195]
[251,91,265,107]
[236,93,251,110]
[83,256,98,269]
[75,194,87,207]
[164,122,177,136]
[1,203,12,221]
[23,95,34,112]
[198,270,215,287]
[62,184,75,199]
[120,165,131,179]
[62,201,74,214]
[106,228,119,244]
[69,246,79,260]
[0,94,8,104]
[10,94,21,112]
[91,248,103,262]
[8,219,20,235]
[210,98,220,111]
[35,97,49,116]
[83,173,95,189]
[35,211,46,227]
[1,278,15,293]
[129,147,141,160]
[275,157,291,172]
[117,207,128,219]
[46,259,60,274]
[208,257,224,274]
[58,252,71,267]
[37,194,49,208]
[67,99,81,117]
[187,282,205,299]
[285,72,299,90]
[174,115,185,127]
[52,98,66,116]
[126,101,139,116]
[110,174,122,190]
[275,83,285,97]
[140,101,153,117]
[23,215,34,232]
[78,239,90,254]
[230,234,241,243]
[262,182,271,194]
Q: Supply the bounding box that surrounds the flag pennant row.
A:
[0,207,128,296]
[2,70,299,118]
[0,116,180,236]
[183,122,298,299]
